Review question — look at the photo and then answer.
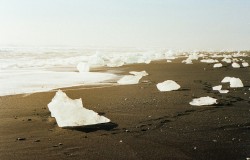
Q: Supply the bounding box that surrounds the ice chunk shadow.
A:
[66,122,118,133]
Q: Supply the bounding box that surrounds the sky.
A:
[0,0,250,50]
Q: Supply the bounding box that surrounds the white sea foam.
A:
[48,90,110,127]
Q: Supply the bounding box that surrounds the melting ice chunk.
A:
[212,85,222,91]
[189,96,217,106]
[221,77,243,88]
[213,63,223,68]
[47,90,110,127]
[242,62,249,67]
[77,62,90,72]
[156,80,181,92]
[232,62,240,68]
[229,77,243,88]
[221,77,232,83]
[129,71,148,77]
[117,75,143,84]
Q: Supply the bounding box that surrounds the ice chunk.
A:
[221,77,232,83]
[88,53,105,66]
[212,85,222,91]
[242,62,249,67]
[189,96,217,106]
[77,62,90,72]
[129,71,148,77]
[213,63,223,68]
[200,59,218,63]
[47,90,110,127]
[182,58,193,64]
[219,90,229,94]
[117,75,143,84]
[221,58,232,63]
[229,77,243,88]
[167,60,172,63]
[156,80,181,92]
[232,62,240,68]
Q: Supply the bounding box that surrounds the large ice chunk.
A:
[189,96,217,106]
[156,80,181,92]
[47,90,110,127]
[77,62,90,72]
[232,62,240,68]
[229,77,244,88]
[242,62,249,67]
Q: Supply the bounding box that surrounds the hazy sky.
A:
[0,0,250,50]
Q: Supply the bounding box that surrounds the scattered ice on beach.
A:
[200,59,218,63]
[77,62,90,72]
[189,96,217,106]
[117,75,143,84]
[232,62,240,68]
[213,63,223,68]
[229,77,244,88]
[47,90,110,127]
[242,62,249,67]
[212,85,222,91]
[156,80,181,92]
[129,71,148,77]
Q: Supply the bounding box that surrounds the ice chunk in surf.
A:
[189,96,217,106]
[47,90,110,127]
[156,80,181,92]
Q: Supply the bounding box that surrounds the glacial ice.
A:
[221,77,232,83]
[156,80,181,92]
[117,75,143,85]
[129,71,148,77]
[189,96,217,106]
[221,77,244,88]
[200,59,218,63]
[232,62,240,68]
[242,62,249,67]
[229,77,244,88]
[77,62,90,72]
[212,85,222,91]
[47,90,110,127]
[213,63,223,68]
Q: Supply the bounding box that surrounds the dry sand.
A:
[0,59,250,160]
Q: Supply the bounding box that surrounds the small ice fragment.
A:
[229,77,244,88]
[129,71,148,77]
[77,62,90,72]
[212,85,222,91]
[189,96,217,106]
[167,60,172,63]
[242,62,249,67]
[219,90,229,94]
[200,59,218,63]
[156,80,181,92]
[232,62,240,68]
[47,90,110,127]
[117,75,143,85]
[213,63,223,68]
[221,77,232,83]
[182,59,193,64]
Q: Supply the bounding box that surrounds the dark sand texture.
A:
[0,59,250,160]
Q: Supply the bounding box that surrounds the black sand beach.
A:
[0,58,250,160]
